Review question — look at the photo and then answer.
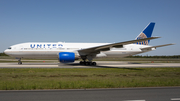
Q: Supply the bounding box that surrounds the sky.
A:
[0,0,180,55]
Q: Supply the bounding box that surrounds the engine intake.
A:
[59,52,75,63]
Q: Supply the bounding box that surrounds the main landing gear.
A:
[79,61,96,66]
[18,58,22,65]
[80,55,97,66]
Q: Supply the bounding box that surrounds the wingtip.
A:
[152,36,161,38]
[170,43,175,45]
[147,36,161,39]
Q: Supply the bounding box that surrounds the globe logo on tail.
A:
[136,32,149,45]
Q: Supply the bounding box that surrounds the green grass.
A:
[0,68,180,90]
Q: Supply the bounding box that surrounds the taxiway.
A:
[0,61,180,68]
[0,87,180,101]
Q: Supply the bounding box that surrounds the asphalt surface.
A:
[0,61,180,68]
[0,87,180,101]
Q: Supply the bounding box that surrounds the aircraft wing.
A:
[78,37,160,55]
[140,43,175,51]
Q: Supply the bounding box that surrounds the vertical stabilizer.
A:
[135,22,155,45]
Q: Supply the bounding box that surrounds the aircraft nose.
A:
[4,49,9,55]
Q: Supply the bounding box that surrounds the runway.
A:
[0,61,180,68]
[0,87,180,101]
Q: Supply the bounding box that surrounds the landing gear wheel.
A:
[18,58,22,65]
[85,62,89,65]
[80,61,83,65]
[92,62,96,66]
[18,61,22,65]
[79,61,96,66]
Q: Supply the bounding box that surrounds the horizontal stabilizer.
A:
[140,43,175,51]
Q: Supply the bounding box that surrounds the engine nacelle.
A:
[59,52,75,63]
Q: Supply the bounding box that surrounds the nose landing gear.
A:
[18,58,22,65]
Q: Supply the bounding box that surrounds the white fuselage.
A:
[4,42,154,59]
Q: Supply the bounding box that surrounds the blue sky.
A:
[0,0,180,55]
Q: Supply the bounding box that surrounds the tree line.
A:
[0,53,8,56]
[127,55,180,58]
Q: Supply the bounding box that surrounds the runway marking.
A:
[171,98,180,100]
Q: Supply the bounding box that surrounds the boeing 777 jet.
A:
[4,22,174,65]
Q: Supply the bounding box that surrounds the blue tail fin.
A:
[135,22,155,45]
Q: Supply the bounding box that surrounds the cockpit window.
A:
[8,47,11,49]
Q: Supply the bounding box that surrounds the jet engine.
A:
[58,52,75,63]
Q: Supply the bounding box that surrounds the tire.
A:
[85,62,89,65]
[92,62,96,66]
[18,62,22,65]
[80,61,83,65]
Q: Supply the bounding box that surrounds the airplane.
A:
[4,22,174,65]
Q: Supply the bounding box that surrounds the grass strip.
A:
[0,68,180,90]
